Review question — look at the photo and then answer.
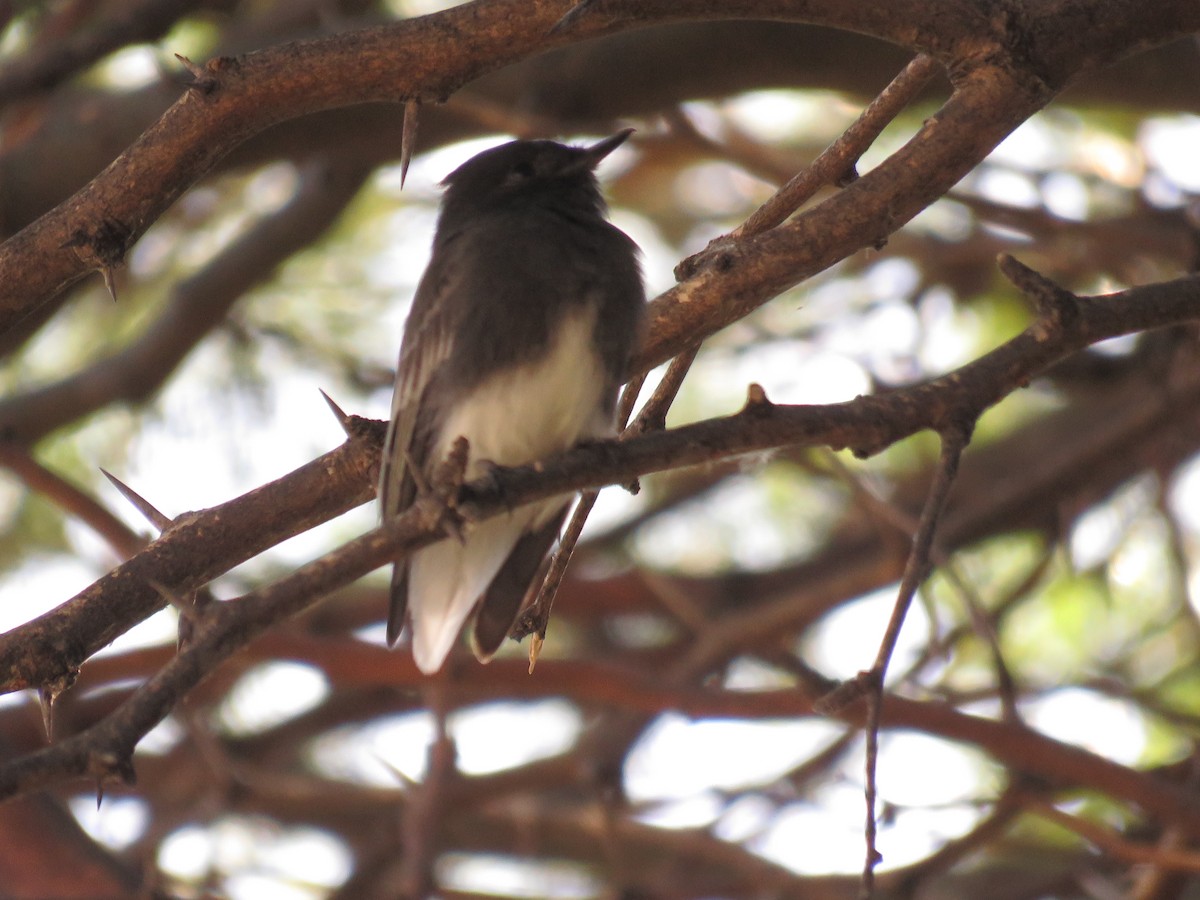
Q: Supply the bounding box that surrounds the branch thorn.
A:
[549,0,599,34]
[743,382,773,410]
[174,54,218,94]
[400,98,420,189]
[319,389,353,435]
[101,266,118,303]
[36,668,78,743]
[89,750,136,809]
[37,686,54,743]
[101,468,172,532]
[998,254,1079,333]
[147,580,191,618]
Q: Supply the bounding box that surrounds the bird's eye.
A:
[512,161,536,179]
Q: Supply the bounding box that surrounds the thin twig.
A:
[819,451,1021,721]
[524,341,703,667]
[627,343,701,436]
[815,422,973,897]
[739,54,942,238]
[523,373,647,669]
[677,53,942,278]
[1020,792,1200,873]
[861,423,972,896]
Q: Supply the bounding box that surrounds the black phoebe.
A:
[380,130,645,674]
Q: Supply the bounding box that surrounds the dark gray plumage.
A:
[380,131,644,674]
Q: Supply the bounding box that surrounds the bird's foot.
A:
[427,436,470,543]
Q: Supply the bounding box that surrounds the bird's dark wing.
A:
[379,240,465,645]
[470,504,570,661]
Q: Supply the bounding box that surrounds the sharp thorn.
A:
[400,98,420,189]
[174,51,208,82]
[100,468,172,532]
[318,389,352,434]
[174,53,204,79]
[549,0,598,34]
[90,750,136,808]
[37,685,55,742]
[528,634,544,674]
[372,752,419,790]
[743,382,773,409]
[35,669,78,743]
[101,266,118,303]
[147,579,194,620]
[173,53,219,94]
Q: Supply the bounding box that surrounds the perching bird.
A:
[379,131,645,674]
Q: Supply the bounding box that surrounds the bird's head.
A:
[439,129,634,221]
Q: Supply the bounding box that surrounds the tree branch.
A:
[2,0,1198,336]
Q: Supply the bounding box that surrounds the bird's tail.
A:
[385,564,409,648]
[471,507,568,660]
[407,503,560,674]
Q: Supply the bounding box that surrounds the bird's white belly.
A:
[433,303,612,484]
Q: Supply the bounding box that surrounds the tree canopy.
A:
[1,1,1199,898]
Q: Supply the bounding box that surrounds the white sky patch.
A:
[449,700,583,775]
[312,700,583,784]
[70,796,149,850]
[123,341,349,516]
[625,715,843,801]
[876,732,992,806]
[1024,688,1148,764]
[138,715,186,755]
[990,115,1076,171]
[755,797,868,873]
[310,711,435,785]
[438,853,602,900]
[95,45,161,89]
[1041,171,1091,219]
[635,791,725,829]
[159,824,214,880]
[160,819,352,900]
[975,167,1041,207]
[918,286,979,373]
[0,555,97,633]
[213,661,330,737]
[747,342,873,406]
[392,0,468,16]
[1169,452,1200,534]
[1069,475,1155,571]
[714,793,777,843]
[804,586,929,683]
[725,91,857,143]
[755,766,986,874]
[94,606,179,656]
[1141,116,1200,191]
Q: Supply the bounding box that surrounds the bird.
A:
[379,130,645,675]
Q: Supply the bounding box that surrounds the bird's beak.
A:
[580,128,635,168]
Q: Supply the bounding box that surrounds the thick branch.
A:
[0,419,382,693]
[2,0,1198,335]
